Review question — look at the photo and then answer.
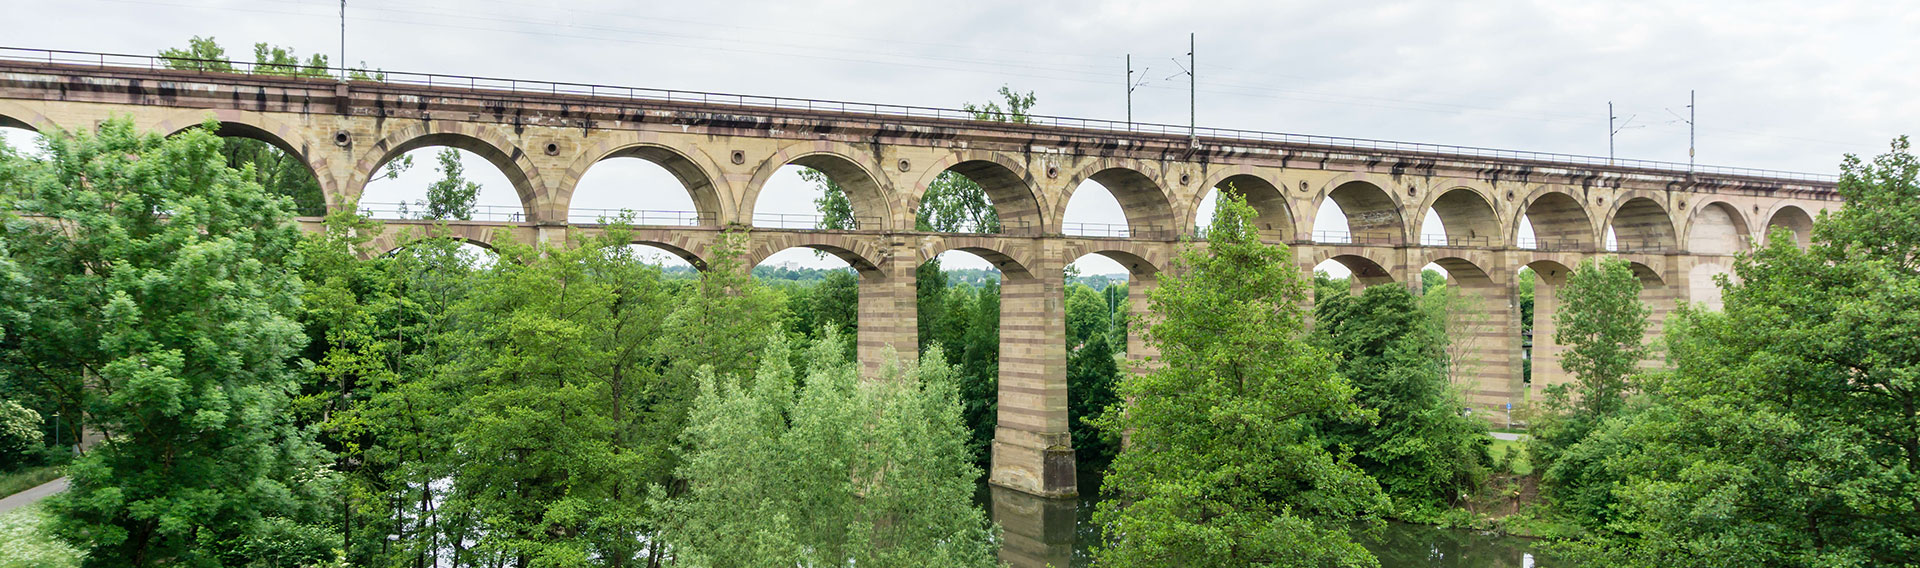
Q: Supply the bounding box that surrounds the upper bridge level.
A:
[0,47,1836,257]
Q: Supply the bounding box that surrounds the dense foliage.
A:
[1093,194,1387,567]
[1314,284,1490,517]
[1,118,333,566]
[1524,139,1920,566]
[670,335,997,567]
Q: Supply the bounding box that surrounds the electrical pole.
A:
[1126,54,1132,130]
[339,0,346,80]
[1689,89,1695,170]
[1188,32,1196,147]
[1608,101,1639,165]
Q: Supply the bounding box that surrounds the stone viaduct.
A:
[0,49,1838,499]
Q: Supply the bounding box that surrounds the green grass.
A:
[0,465,65,500]
[0,504,83,567]
[1488,438,1533,476]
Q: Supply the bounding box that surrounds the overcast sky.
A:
[1,0,1909,275]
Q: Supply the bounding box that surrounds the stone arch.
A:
[1626,260,1667,287]
[1422,185,1503,246]
[920,237,1038,280]
[558,137,730,226]
[0,100,62,133]
[1764,203,1814,248]
[745,141,896,231]
[1315,252,1397,287]
[349,122,545,221]
[1193,170,1296,242]
[1420,251,1505,285]
[1606,195,1679,253]
[1522,259,1575,287]
[148,108,339,211]
[1064,244,1164,278]
[1684,200,1752,254]
[1514,187,1597,250]
[748,233,886,277]
[371,226,509,257]
[1056,161,1177,238]
[1316,178,1406,245]
[907,150,1045,235]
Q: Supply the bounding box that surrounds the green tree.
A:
[1092,194,1386,567]
[424,148,481,221]
[1552,257,1649,418]
[2,118,332,566]
[1554,138,1920,565]
[428,227,680,566]
[1066,283,1122,466]
[668,333,997,567]
[0,399,39,470]
[1314,284,1489,516]
[159,37,333,216]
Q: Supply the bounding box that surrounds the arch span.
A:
[1685,201,1752,254]
[1425,186,1502,246]
[746,142,896,231]
[1609,196,1678,253]
[911,152,1045,235]
[561,140,728,226]
[1321,180,1405,245]
[749,235,885,277]
[1319,253,1396,286]
[1765,204,1814,248]
[0,100,64,133]
[1196,173,1294,242]
[1059,164,1176,238]
[149,109,338,212]
[1516,189,1595,250]
[352,124,543,221]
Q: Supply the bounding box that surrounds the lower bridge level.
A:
[321,217,1750,498]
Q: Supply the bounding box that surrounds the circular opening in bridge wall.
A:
[360,147,526,222]
[570,153,708,226]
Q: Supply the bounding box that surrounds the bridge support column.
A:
[991,268,1075,498]
[1529,272,1572,407]
[1452,277,1521,426]
[857,247,919,375]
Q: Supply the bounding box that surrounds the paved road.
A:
[1491,432,1527,441]
[0,477,67,515]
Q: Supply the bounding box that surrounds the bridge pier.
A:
[991,268,1077,498]
[857,244,920,373]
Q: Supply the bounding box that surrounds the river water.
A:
[978,469,1551,567]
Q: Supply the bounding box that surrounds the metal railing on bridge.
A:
[0,46,1837,185]
[358,202,526,223]
[750,212,883,231]
[1310,230,1404,246]
[566,208,716,227]
[1063,222,1168,239]
[1418,234,1502,247]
